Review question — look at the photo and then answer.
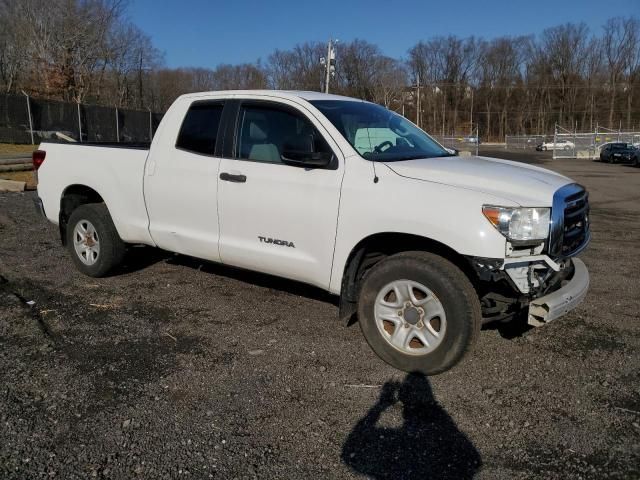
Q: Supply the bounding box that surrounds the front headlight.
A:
[482,206,551,242]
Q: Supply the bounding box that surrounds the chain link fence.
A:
[433,128,479,156]
[505,134,552,150]
[553,125,640,159]
[0,93,164,145]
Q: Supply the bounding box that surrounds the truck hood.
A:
[384,155,572,206]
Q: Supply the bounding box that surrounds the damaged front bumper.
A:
[527,258,589,327]
[469,254,590,326]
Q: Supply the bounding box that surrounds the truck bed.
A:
[36,142,154,246]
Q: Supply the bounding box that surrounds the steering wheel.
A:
[373,140,394,153]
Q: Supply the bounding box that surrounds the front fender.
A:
[328,160,508,294]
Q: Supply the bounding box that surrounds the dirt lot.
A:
[1,149,639,479]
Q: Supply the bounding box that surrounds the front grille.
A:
[561,189,589,256]
[549,184,590,257]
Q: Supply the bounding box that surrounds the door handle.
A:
[220,172,247,183]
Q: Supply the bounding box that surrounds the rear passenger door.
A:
[217,99,344,289]
[144,99,226,261]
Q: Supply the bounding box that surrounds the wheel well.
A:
[338,232,478,322]
[59,185,104,245]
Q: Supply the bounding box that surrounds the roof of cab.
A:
[178,90,363,103]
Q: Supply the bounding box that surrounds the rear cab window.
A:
[175,101,224,155]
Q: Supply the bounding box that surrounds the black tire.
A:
[357,251,481,375]
[66,203,126,277]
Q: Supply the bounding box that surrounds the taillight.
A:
[32,150,46,170]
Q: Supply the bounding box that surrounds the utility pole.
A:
[442,93,445,137]
[320,39,337,94]
[469,88,474,135]
[415,74,421,128]
[21,90,34,145]
[77,102,83,143]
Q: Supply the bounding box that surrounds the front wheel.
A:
[66,203,126,277]
[357,252,481,375]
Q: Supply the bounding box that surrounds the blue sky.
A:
[127,0,640,69]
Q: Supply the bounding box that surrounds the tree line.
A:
[1,0,638,140]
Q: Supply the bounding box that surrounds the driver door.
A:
[217,99,344,289]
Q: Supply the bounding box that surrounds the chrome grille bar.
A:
[549,183,590,258]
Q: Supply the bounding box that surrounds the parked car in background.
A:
[536,139,575,151]
[599,142,637,164]
[632,148,640,167]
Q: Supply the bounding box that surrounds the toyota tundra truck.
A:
[33,90,591,375]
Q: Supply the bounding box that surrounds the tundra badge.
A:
[258,236,295,248]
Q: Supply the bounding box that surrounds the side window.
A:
[175,101,224,155]
[236,104,331,164]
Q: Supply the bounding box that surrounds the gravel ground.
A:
[1,150,639,479]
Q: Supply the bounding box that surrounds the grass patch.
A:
[0,143,36,155]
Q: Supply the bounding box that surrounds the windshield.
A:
[310,100,451,162]
[612,143,633,150]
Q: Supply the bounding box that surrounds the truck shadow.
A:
[113,245,173,275]
[113,245,338,305]
[115,247,536,339]
[342,372,481,480]
[483,313,533,339]
[166,252,338,305]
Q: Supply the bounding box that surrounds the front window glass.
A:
[236,104,331,164]
[310,100,451,162]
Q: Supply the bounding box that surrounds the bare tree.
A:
[266,42,324,90]
[0,1,27,92]
[538,23,590,127]
[371,56,407,110]
[602,17,639,128]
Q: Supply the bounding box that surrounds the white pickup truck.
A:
[34,90,590,374]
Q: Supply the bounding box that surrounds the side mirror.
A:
[281,150,333,168]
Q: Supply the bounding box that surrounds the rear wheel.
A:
[357,252,481,375]
[66,204,126,277]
